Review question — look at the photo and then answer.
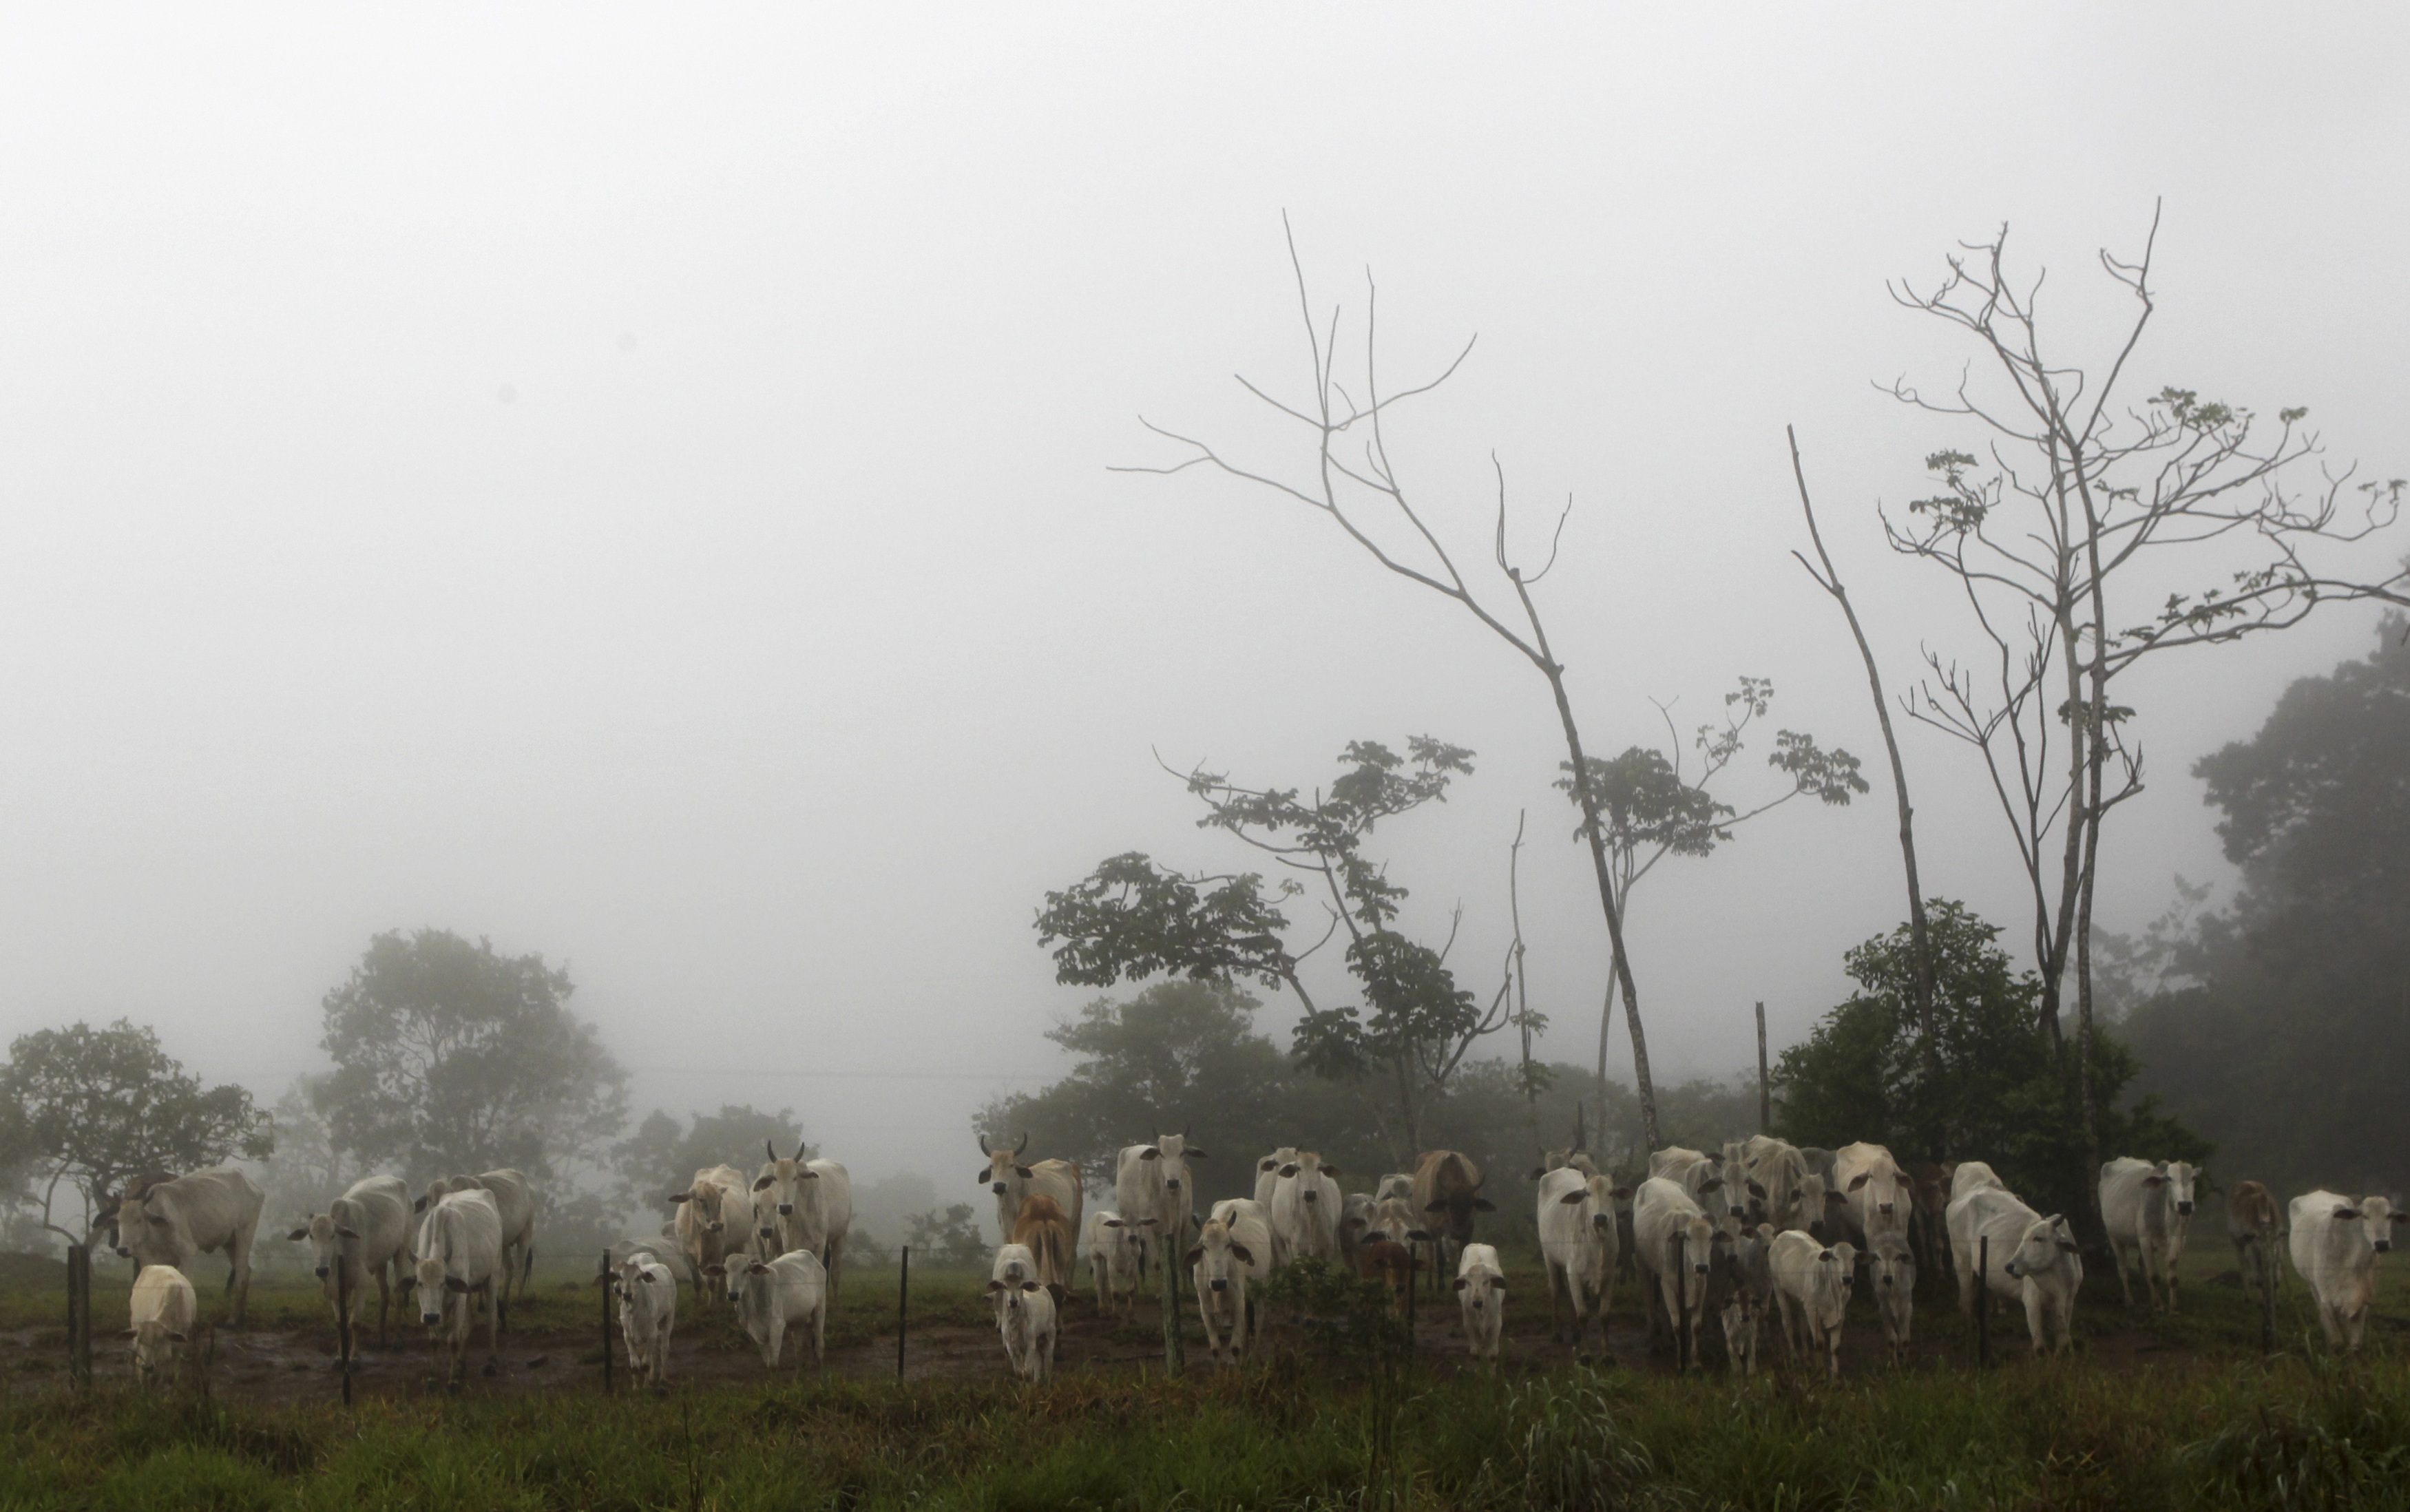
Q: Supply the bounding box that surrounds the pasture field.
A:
[2,1241,2407,1509]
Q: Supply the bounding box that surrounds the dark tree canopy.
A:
[1773,901,2205,1224]
[2124,616,2410,1195]
[315,929,628,1182]
[611,1102,806,1215]
[0,1019,273,1241]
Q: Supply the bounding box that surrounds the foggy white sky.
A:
[3,7,2404,1189]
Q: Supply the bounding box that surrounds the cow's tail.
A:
[522,1238,536,1294]
[1036,1224,1073,1294]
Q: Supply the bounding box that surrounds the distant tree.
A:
[0,1019,272,1244]
[611,1102,804,1219]
[1772,901,2205,1226]
[315,929,627,1182]
[903,1204,992,1269]
[1555,676,1865,1095]
[1036,738,1531,1163]
[2124,615,2410,1194]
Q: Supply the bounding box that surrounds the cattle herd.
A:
[74,1118,2406,1394]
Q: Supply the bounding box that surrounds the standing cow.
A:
[1114,1132,1206,1285]
[1948,1185,2082,1354]
[1633,1176,1724,1367]
[111,1168,266,1328]
[2099,1157,2199,1313]
[414,1171,537,1305]
[1536,1167,1625,1354]
[1710,1222,1777,1376]
[413,1188,505,1391]
[122,1265,197,1391]
[1010,1193,1076,1291]
[605,1254,678,1390]
[722,1248,829,1373]
[752,1142,854,1296]
[1411,1151,1494,1277]
[1832,1142,1911,1252]
[1768,1230,1858,1380]
[1864,1232,1916,1366]
[1188,1210,1272,1365]
[987,1277,1064,1383]
[666,1165,752,1307]
[976,1133,1084,1248]
[1454,1243,1508,1373]
[1086,1210,1144,1316]
[1270,1151,1344,1266]
[2226,1179,2285,1310]
[287,1173,412,1345]
[2289,1190,2402,1353]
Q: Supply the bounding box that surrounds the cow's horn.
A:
[766,1139,777,1162]
[979,1133,992,1155]
[795,1137,808,1161]
[1014,1131,1029,1157]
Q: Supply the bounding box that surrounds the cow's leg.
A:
[1954,1246,1977,1317]
[2165,1235,2183,1314]
[227,1232,253,1328]
[2021,1285,2048,1355]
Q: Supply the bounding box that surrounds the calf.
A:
[1188,1212,1271,1364]
[1454,1242,1507,1373]
[1768,1230,1858,1380]
[1865,1231,1916,1366]
[720,1249,828,1372]
[412,1188,505,1390]
[1948,1186,2081,1354]
[287,1173,411,1345]
[1357,1239,1423,1316]
[2289,1190,2403,1353]
[111,1168,265,1328]
[1536,1167,1626,1354]
[989,1241,1039,1319]
[988,1277,1063,1382]
[2226,1179,2285,1309]
[1010,1193,1077,1291]
[122,1264,196,1391]
[1085,1210,1143,1316]
[2099,1157,2199,1313]
[606,1255,677,1389]
[1632,1176,1724,1367]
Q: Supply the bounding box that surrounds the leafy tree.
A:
[1555,676,1865,1093]
[2123,616,2410,1195]
[1772,901,2206,1226]
[611,1102,804,1217]
[315,929,627,1183]
[0,1019,273,1245]
[1036,738,1529,1162]
[903,1203,991,1268]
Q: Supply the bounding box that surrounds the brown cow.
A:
[1410,1151,1494,1275]
[1011,1193,1076,1291]
[1356,1238,1423,1315]
[2228,1179,2285,1309]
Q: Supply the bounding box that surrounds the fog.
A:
[3,8,2404,1191]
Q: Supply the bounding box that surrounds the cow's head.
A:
[2142,1161,2201,1219]
[2002,1215,2077,1279]
[111,1190,185,1264]
[2356,1195,2403,1254]
[120,1319,189,1389]
[1185,1218,1258,1296]
[1146,1131,1206,1193]
[1452,1263,1507,1313]
[1278,1151,1338,1206]
[751,1138,816,1220]
[667,1171,733,1232]
[285,1210,365,1291]
[976,1131,1034,1197]
[413,1250,453,1325]
[1867,1233,1914,1298]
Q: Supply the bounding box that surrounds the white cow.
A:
[990,1241,1040,1312]
[415,1171,536,1304]
[1455,1242,1507,1372]
[1086,1210,1144,1316]
[122,1265,196,1390]
[111,1168,266,1328]
[607,1255,678,1389]
[976,1133,1084,1248]
[1768,1230,1858,1380]
[1632,1176,1723,1367]
[412,1188,505,1391]
[1832,1142,1911,1251]
[1865,1231,1916,1366]
[1188,1210,1272,1365]
[2099,1157,2199,1313]
[666,1164,752,1307]
[1270,1151,1345,1266]
[2289,1191,2403,1353]
[1949,1161,2004,1203]
[1739,1138,1835,1240]
[1255,1147,1301,1209]
[987,1277,1063,1382]
[287,1173,412,1345]
[751,1145,854,1297]
[1536,1168,1625,1354]
[1948,1185,2082,1354]
[723,1249,828,1372]
[1115,1133,1206,1283]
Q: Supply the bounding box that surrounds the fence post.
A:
[1160,1232,1184,1375]
[337,1257,353,1407]
[67,1243,91,1393]
[1976,1234,1989,1369]
[599,1251,614,1396]
[2259,1243,2278,1355]
[1755,1001,1770,1133]
[897,1246,910,1381]
[1670,1232,1688,1374]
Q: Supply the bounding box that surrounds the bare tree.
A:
[1115,218,1676,1146]
[1877,207,2407,1205]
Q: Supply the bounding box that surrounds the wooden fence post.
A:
[1755,1002,1770,1133]
[337,1257,353,1406]
[2260,1244,2278,1356]
[1670,1232,1688,1374]
[599,1251,614,1396]
[1975,1234,1989,1369]
[897,1246,910,1381]
[67,1243,91,1393]
[1160,1234,1184,1375]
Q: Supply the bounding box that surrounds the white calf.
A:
[1865,1232,1916,1366]
[1768,1230,1858,1380]
[1085,1210,1144,1316]
[2099,1157,2199,1313]
[1455,1243,1507,1372]
[724,1249,828,1372]
[988,1279,1063,1382]
[123,1265,197,1390]
[2289,1191,2402,1353]
[609,1257,678,1388]
[1188,1212,1272,1365]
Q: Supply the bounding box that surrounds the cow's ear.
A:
[1229,1243,1255,1266]
[752,1175,775,1192]
[975,1170,991,1185]
[412,1197,428,1213]
[1187,1149,1209,1160]
[1747,1181,1767,1199]
[1612,1187,1634,1201]
[1527,1167,1547,1182]
[1825,1191,1849,1206]
[286,1227,311,1242]
[1472,1198,1496,1212]
[748,1263,771,1276]
[1697,1178,1723,1195]
[637,1272,655,1283]
[147,1213,172,1227]
[797,1170,819,1181]
[1140,1217,1160,1228]
[1558,1190,1588,1206]
[1281,1165,1302,1179]
[1847,1174,1870,1193]
[1020,1281,1039,1294]
[1341,1216,1367,1230]
[1314,1162,1332,1175]
[118,1328,138,1340]
[443,1277,470,1293]
[336,1226,360,1240]
[1452,1277,1469,1292]
[1102,1218,1122,1228]
[2142,1175,2168,1187]
[1009,1166,1032,1179]
[166,1331,188,1343]
[984,1280,1004,1294]
[1139,1148,1160,1162]
[1405,1229,1434,1243]
[2334,1205,2362,1221]
[2393,1213,2408,1226]
[703,1265,726,1277]
[666,1193,692,1204]
[1184,1248,1204,1268]
[1489,1277,1506,1292]
[2058,1241,2079,1254]
[1712,1230,1733,1246]
[1817,1250,1835,1263]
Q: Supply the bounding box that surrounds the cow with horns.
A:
[976,1133,1085,1249]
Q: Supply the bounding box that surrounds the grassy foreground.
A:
[6,1346,2410,1510]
